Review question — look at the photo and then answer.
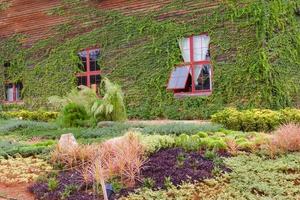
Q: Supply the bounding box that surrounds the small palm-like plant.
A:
[48,86,98,113]
[92,78,127,121]
[49,78,126,126]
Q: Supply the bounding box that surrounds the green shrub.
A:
[48,177,59,191]
[210,139,227,150]
[177,134,201,151]
[141,134,175,154]
[50,79,127,126]
[197,131,208,138]
[92,78,127,121]
[143,178,156,189]
[58,103,90,128]
[1,110,58,122]
[212,108,300,132]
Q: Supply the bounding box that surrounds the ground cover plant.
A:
[0,156,52,185]
[1,118,300,199]
[139,148,230,189]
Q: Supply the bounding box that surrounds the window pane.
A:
[90,75,101,85]
[77,76,87,86]
[16,82,23,100]
[5,83,13,101]
[90,60,100,71]
[89,49,100,71]
[179,35,210,62]
[167,66,190,89]
[78,57,87,72]
[195,64,211,91]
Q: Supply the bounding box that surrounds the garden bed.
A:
[29,147,231,200]
[29,170,101,200]
[140,148,230,188]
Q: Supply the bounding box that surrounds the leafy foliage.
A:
[218,153,300,199]
[51,79,127,127]
[1,0,299,119]
[1,110,58,122]
[92,78,127,121]
[58,103,90,127]
[212,108,300,132]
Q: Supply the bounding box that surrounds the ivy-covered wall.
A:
[0,0,300,119]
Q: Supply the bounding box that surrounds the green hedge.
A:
[0,110,58,122]
[211,108,300,132]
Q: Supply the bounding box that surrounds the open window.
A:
[76,48,101,92]
[167,34,213,97]
[4,82,23,103]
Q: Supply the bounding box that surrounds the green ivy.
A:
[0,0,299,119]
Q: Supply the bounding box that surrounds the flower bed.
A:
[140,148,230,189]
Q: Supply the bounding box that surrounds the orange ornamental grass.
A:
[266,123,300,157]
[225,138,238,156]
[51,143,98,168]
[51,131,145,189]
[100,131,145,187]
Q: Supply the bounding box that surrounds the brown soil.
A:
[0,183,34,200]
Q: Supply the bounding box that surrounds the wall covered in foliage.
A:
[0,0,299,119]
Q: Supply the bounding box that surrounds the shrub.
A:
[175,134,202,151]
[50,78,127,127]
[197,131,208,138]
[1,110,58,122]
[48,177,59,191]
[212,108,300,132]
[48,85,98,112]
[92,78,127,122]
[58,103,90,128]
[141,134,175,154]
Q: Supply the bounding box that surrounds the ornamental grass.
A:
[266,123,300,158]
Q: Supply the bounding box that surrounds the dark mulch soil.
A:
[140,148,231,189]
[112,148,231,198]
[28,170,101,200]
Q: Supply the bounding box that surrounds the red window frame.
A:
[2,81,23,103]
[167,33,213,97]
[76,48,101,88]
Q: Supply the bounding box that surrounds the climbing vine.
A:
[0,0,299,119]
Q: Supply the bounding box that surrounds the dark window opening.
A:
[77,76,87,86]
[78,57,87,72]
[195,65,211,91]
[90,75,101,85]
